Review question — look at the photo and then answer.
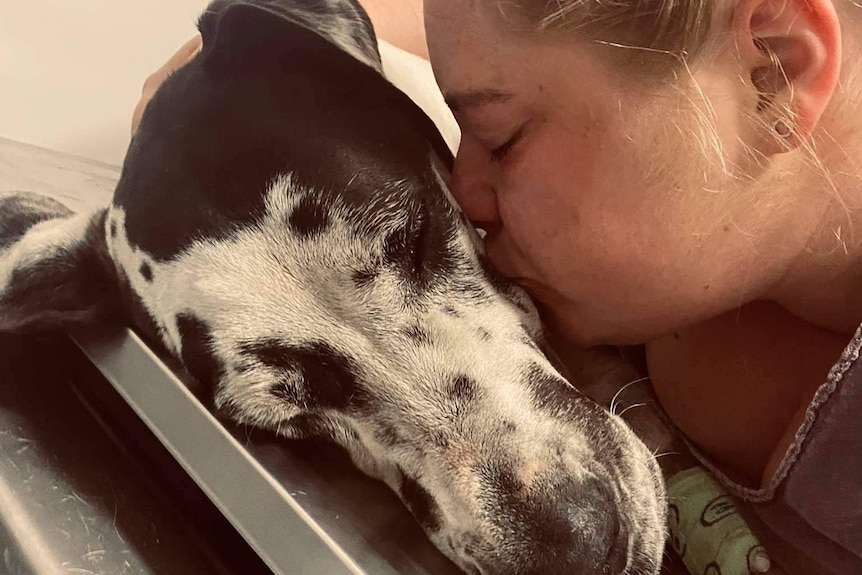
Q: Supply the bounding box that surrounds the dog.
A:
[0,1,669,573]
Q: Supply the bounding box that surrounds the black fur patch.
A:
[383,219,424,288]
[0,192,73,252]
[1,210,119,332]
[398,470,441,532]
[381,196,460,294]
[402,324,432,346]
[288,195,331,239]
[526,362,601,421]
[352,267,377,288]
[477,327,493,342]
[240,339,364,411]
[449,374,478,403]
[139,262,154,283]
[176,313,225,394]
[109,220,117,238]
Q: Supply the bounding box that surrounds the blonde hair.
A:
[500,0,716,71]
[507,1,862,72]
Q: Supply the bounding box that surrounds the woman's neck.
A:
[767,112,862,334]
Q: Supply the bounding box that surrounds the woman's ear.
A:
[734,0,841,154]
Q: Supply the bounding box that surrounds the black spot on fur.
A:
[288,195,331,239]
[442,305,459,318]
[139,262,153,283]
[503,421,518,434]
[382,199,459,293]
[477,327,492,341]
[398,470,441,533]
[110,220,117,238]
[526,362,600,421]
[403,324,432,346]
[454,280,488,302]
[240,340,364,411]
[375,422,403,448]
[477,460,524,498]
[352,267,377,288]
[176,313,225,395]
[449,374,478,403]
[383,222,422,287]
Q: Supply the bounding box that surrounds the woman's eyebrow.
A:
[444,89,513,112]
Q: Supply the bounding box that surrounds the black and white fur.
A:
[0,2,671,573]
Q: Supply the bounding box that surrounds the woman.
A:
[133,1,861,572]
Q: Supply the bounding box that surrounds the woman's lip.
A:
[483,241,553,299]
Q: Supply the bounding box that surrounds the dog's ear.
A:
[198,0,382,72]
[0,192,119,333]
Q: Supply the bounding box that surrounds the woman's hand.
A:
[130,35,203,136]
[358,0,427,58]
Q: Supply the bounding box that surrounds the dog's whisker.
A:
[654,451,683,460]
[609,376,651,415]
[617,402,648,418]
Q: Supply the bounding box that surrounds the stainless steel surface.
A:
[0,334,250,575]
[73,327,463,575]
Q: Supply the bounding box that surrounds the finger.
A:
[141,34,203,97]
[132,34,203,136]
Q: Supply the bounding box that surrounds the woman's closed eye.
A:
[489,124,526,163]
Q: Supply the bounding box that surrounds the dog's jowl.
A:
[0,1,667,573]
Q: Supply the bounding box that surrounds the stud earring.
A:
[773,118,793,139]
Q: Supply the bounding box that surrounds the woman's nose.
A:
[450,141,501,233]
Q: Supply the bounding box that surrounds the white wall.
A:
[0,0,208,165]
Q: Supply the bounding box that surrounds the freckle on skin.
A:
[723,225,730,232]
[704,285,710,291]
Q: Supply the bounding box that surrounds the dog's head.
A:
[0,1,665,573]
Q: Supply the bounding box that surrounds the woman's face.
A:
[425,0,818,346]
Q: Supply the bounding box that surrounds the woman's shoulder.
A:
[645,300,851,487]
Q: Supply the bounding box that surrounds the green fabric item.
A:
[667,467,772,575]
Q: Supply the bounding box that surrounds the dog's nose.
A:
[482,476,629,575]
